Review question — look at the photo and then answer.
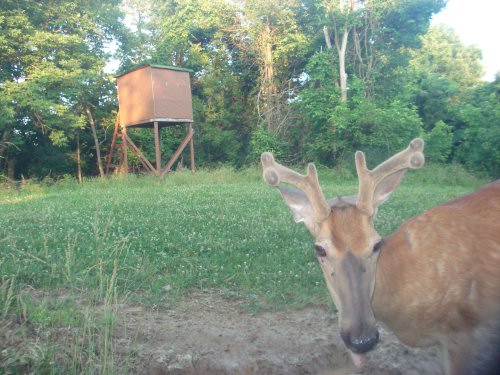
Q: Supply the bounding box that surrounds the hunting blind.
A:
[106,64,195,177]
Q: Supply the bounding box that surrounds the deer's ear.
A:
[278,188,321,235]
[355,139,425,216]
[277,187,313,223]
[372,170,405,208]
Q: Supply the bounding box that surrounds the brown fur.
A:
[372,180,500,374]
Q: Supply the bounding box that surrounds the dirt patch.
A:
[114,292,442,375]
[1,290,442,374]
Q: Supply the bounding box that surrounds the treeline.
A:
[1,0,499,180]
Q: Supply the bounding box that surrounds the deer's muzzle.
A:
[341,328,379,353]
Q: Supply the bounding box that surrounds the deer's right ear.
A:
[277,187,313,223]
[277,187,320,235]
[261,152,330,236]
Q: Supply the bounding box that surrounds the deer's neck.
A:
[373,232,408,315]
[372,229,427,346]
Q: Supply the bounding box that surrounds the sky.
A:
[432,0,500,81]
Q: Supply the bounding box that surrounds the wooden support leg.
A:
[160,126,194,177]
[105,112,120,176]
[154,121,161,175]
[189,123,196,172]
[122,133,156,173]
[122,126,128,174]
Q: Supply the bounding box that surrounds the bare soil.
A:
[0,290,443,374]
[114,292,443,375]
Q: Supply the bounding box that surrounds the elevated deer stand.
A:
[106,64,195,177]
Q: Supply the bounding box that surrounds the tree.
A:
[142,0,310,165]
[421,120,453,163]
[411,73,458,131]
[322,0,356,102]
[296,51,423,166]
[118,0,154,70]
[234,0,309,133]
[455,76,500,176]
[0,0,125,179]
[293,0,443,164]
[147,0,251,165]
[409,24,488,170]
[320,0,446,102]
[0,0,493,178]
[409,24,484,131]
[410,25,484,91]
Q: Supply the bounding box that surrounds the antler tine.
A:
[356,139,425,215]
[261,152,330,222]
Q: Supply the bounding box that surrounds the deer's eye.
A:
[373,239,384,253]
[315,245,327,257]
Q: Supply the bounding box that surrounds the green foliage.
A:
[335,100,422,150]
[0,0,495,179]
[297,53,423,166]
[318,0,446,100]
[411,25,484,91]
[455,79,500,177]
[421,120,453,163]
[404,162,488,188]
[294,50,340,164]
[248,126,288,163]
[381,0,446,50]
[326,100,423,167]
[0,0,125,179]
[411,73,458,130]
[407,23,493,175]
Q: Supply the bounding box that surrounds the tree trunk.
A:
[323,25,348,157]
[261,21,279,133]
[323,26,332,49]
[0,130,11,158]
[323,25,349,102]
[338,29,349,102]
[76,128,83,183]
[7,156,15,182]
[84,106,104,178]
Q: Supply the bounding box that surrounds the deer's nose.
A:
[341,329,379,353]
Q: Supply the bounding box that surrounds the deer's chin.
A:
[349,350,367,369]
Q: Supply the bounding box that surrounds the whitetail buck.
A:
[261,139,500,375]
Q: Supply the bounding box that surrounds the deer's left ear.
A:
[372,170,405,208]
[355,138,425,216]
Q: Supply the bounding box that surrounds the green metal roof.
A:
[115,63,194,78]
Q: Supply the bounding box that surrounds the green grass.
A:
[0,165,489,373]
[0,165,488,307]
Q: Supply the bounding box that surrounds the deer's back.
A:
[373,180,500,347]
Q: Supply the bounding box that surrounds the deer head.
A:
[261,139,425,365]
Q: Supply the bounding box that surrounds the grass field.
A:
[0,164,489,373]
